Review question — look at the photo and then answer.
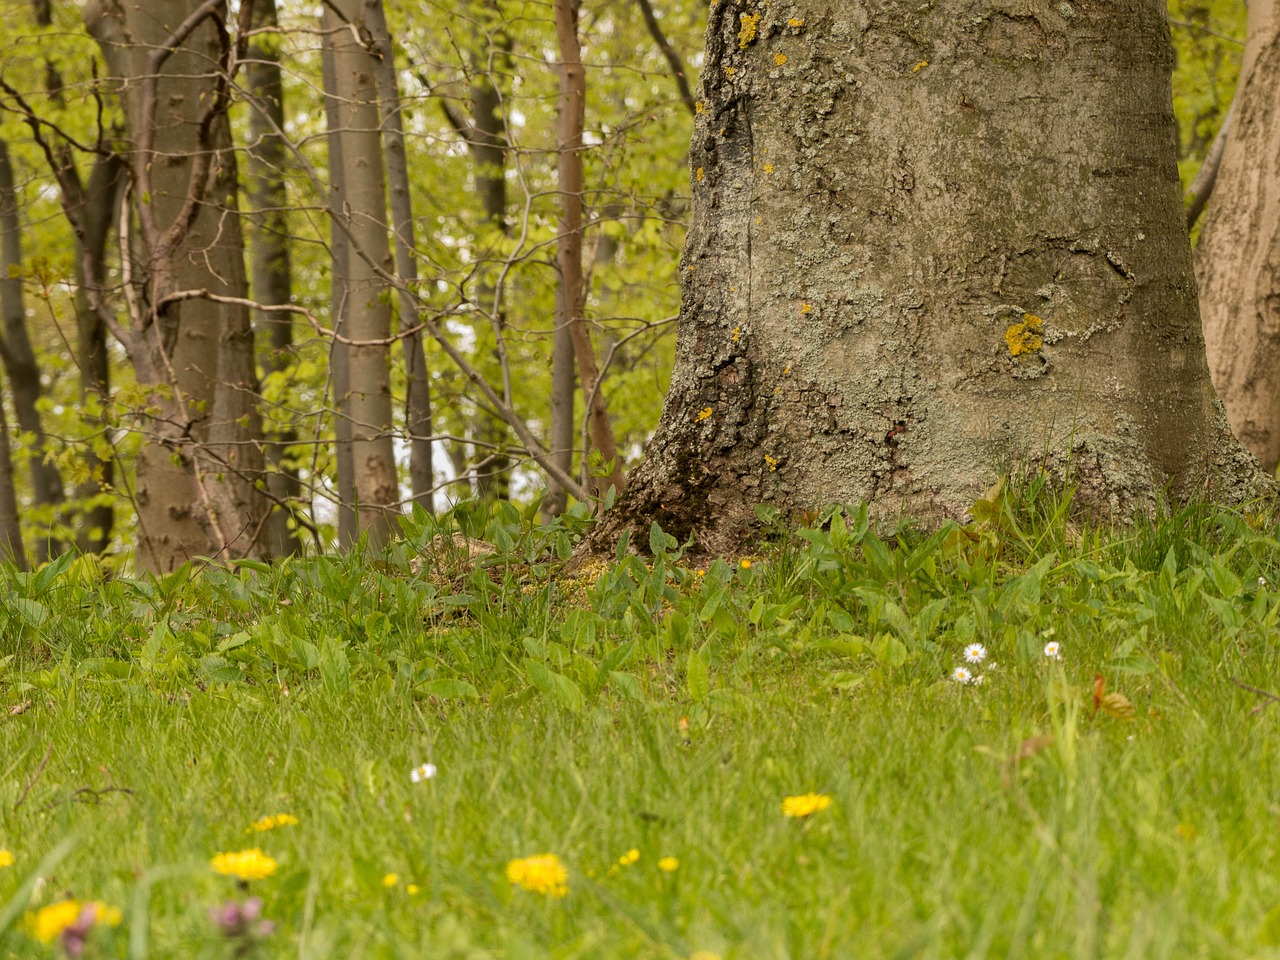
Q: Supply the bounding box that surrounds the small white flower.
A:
[1043,641,1061,660]
[972,674,986,685]
[952,666,973,684]
[963,643,987,664]
[1259,576,1267,588]
[410,763,437,783]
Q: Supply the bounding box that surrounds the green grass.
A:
[4,486,1280,958]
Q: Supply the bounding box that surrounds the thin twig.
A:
[1230,676,1280,715]
[14,741,53,811]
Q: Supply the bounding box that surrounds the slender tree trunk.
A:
[634,0,697,116]
[247,0,304,557]
[0,138,65,562]
[87,0,269,571]
[594,0,1261,554]
[72,153,123,556]
[365,0,433,513]
[320,34,358,546]
[0,380,22,569]
[554,0,626,500]
[470,14,513,506]
[546,282,576,517]
[323,0,400,548]
[1196,0,1280,470]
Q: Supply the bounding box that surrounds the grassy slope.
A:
[3,486,1280,959]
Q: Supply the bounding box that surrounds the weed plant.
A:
[3,480,1280,958]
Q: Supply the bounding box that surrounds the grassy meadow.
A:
[4,482,1280,958]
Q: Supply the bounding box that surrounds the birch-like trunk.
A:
[87,0,268,571]
[0,376,21,568]
[1197,0,1280,470]
[323,0,400,548]
[598,0,1261,553]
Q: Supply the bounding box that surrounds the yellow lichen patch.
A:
[762,162,774,173]
[732,326,743,342]
[913,60,929,73]
[695,407,713,422]
[783,365,792,375]
[1005,313,1044,357]
[696,100,705,114]
[788,17,804,26]
[800,303,812,314]
[738,12,761,48]
[756,216,763,225]
[725,66,736,77]
[764,454,778,472]
[774,53,788,66]
[696,167,705,182]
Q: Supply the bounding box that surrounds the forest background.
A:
[0,0,1253,571]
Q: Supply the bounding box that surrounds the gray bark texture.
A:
[596,0,1262,554]
[324,0,400,548]
[87,0,268,571]
[1196,0,1280,471]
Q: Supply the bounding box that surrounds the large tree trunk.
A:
[246,0,304,557]
[323,0,400,549]
[1196,0,1280,471]
[87,0,269,571]
[0,138,65,562]
[555,0,626,500]
[596,0,1260,554]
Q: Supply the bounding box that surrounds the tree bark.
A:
[0,138,65,562]
[323,0,400,548]
[555,0,626,500]
[1196,0,1280,470]
[0,377,22,569]
[87,0,269,571]
[594,0,1261,554]
[364,0,433,514]
[246,0,304,557]
[320,32,358,546]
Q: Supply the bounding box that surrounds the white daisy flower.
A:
[972,674,986,685]
[952,666,973,684]
[1043,641,1061,659]
[1259,576,1267,588]
[963,643,987,664]
[410,763,437,783]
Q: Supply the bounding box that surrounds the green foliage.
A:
[3,485,1280,954]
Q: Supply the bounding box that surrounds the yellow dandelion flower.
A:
[506,854,569,898]
[24,901,120,944]
[740,559,752,570]
[211,848,278,881]
[658,856,680,872]
[774,53,788,66]
[247,813,298,833]
[383,873,400,888]
[407,883,421,894]
[0,850,13,868]
[782,793,833,818]
[618,848,640,866]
